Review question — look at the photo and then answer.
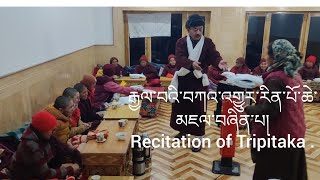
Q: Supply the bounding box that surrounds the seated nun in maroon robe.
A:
[230,57,251,74]
[252,58,267,76]
[110,57,126,77]
[95,64,141,107]
[161,54,178,78]
[80,74,96,107]
[134,55,161,86]
[298,55,320,80]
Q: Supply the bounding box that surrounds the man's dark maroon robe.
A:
[170,36,222,136]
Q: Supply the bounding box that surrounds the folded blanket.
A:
[129,74,145,79]
[222,73,263,89]
[314,78,320,82]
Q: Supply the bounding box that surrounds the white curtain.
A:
[128,13,171,38]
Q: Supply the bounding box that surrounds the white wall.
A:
[0,7,113,77]
[93,7,113,45]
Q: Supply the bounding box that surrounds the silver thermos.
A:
[132,134,145,176]
[142,132,152,168]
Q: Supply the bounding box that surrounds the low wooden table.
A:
[81,120,137,176]
[114,76,172,88]
[88,176,134,180]
[303,80,320,102]
[104,100,142,120]
[114,76,146,86]
[160,76,172,89]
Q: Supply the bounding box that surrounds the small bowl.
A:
[91,175,101,180]
[116,132,127,141]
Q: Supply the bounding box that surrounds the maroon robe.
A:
[298,64,320,80]
[230,65,251,74]
[161,64,178,77]
[94,75,114,108]
[245,69,307,180]
[207,66,226,84]
[78,98,102,122]
[170,36,222,136]
[87,88,95,107]
[252,66,266,76]
[134,64,159,82]
[114,64,126,76]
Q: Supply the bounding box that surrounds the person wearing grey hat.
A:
[169,14,222,152]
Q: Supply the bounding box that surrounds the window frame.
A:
[304,12,320,62]
[245,12,311,62]
[243,12,268,60]
[123,11,211,66]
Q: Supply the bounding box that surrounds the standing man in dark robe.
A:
[169,14,222,152]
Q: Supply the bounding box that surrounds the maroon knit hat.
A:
[236,57,245,64]
[306,55,316,64]
[103,64,115,76]
[32,111,58,132]
[260,58,267,64]
[80,74,96,87]
[139,55,148,62]
[168,54,176,62]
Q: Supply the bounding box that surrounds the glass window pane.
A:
[245,16,265,70]
[130,37,145,65]
[269,13,304,50]
[151,14,182,64]
[306,16,320,66]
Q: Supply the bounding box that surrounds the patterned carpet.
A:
[131,101,320,180]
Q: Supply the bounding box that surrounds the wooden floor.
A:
[129,101,320,180]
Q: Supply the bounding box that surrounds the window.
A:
[151,14,206,64]
[245,16,265,70]
[244,12,316,61]
[125,11,211,66]
[269,13,304,50]
[151,14,182,64]
[129,38,145,66]
[306,16,320,65]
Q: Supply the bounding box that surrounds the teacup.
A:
[96,132,104,142]
[113,93,120,101]
[118,119,128,127]
[111,102,120,109]
[116,132,127,141]
[91,175,101,180]
[66,176,75,180]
